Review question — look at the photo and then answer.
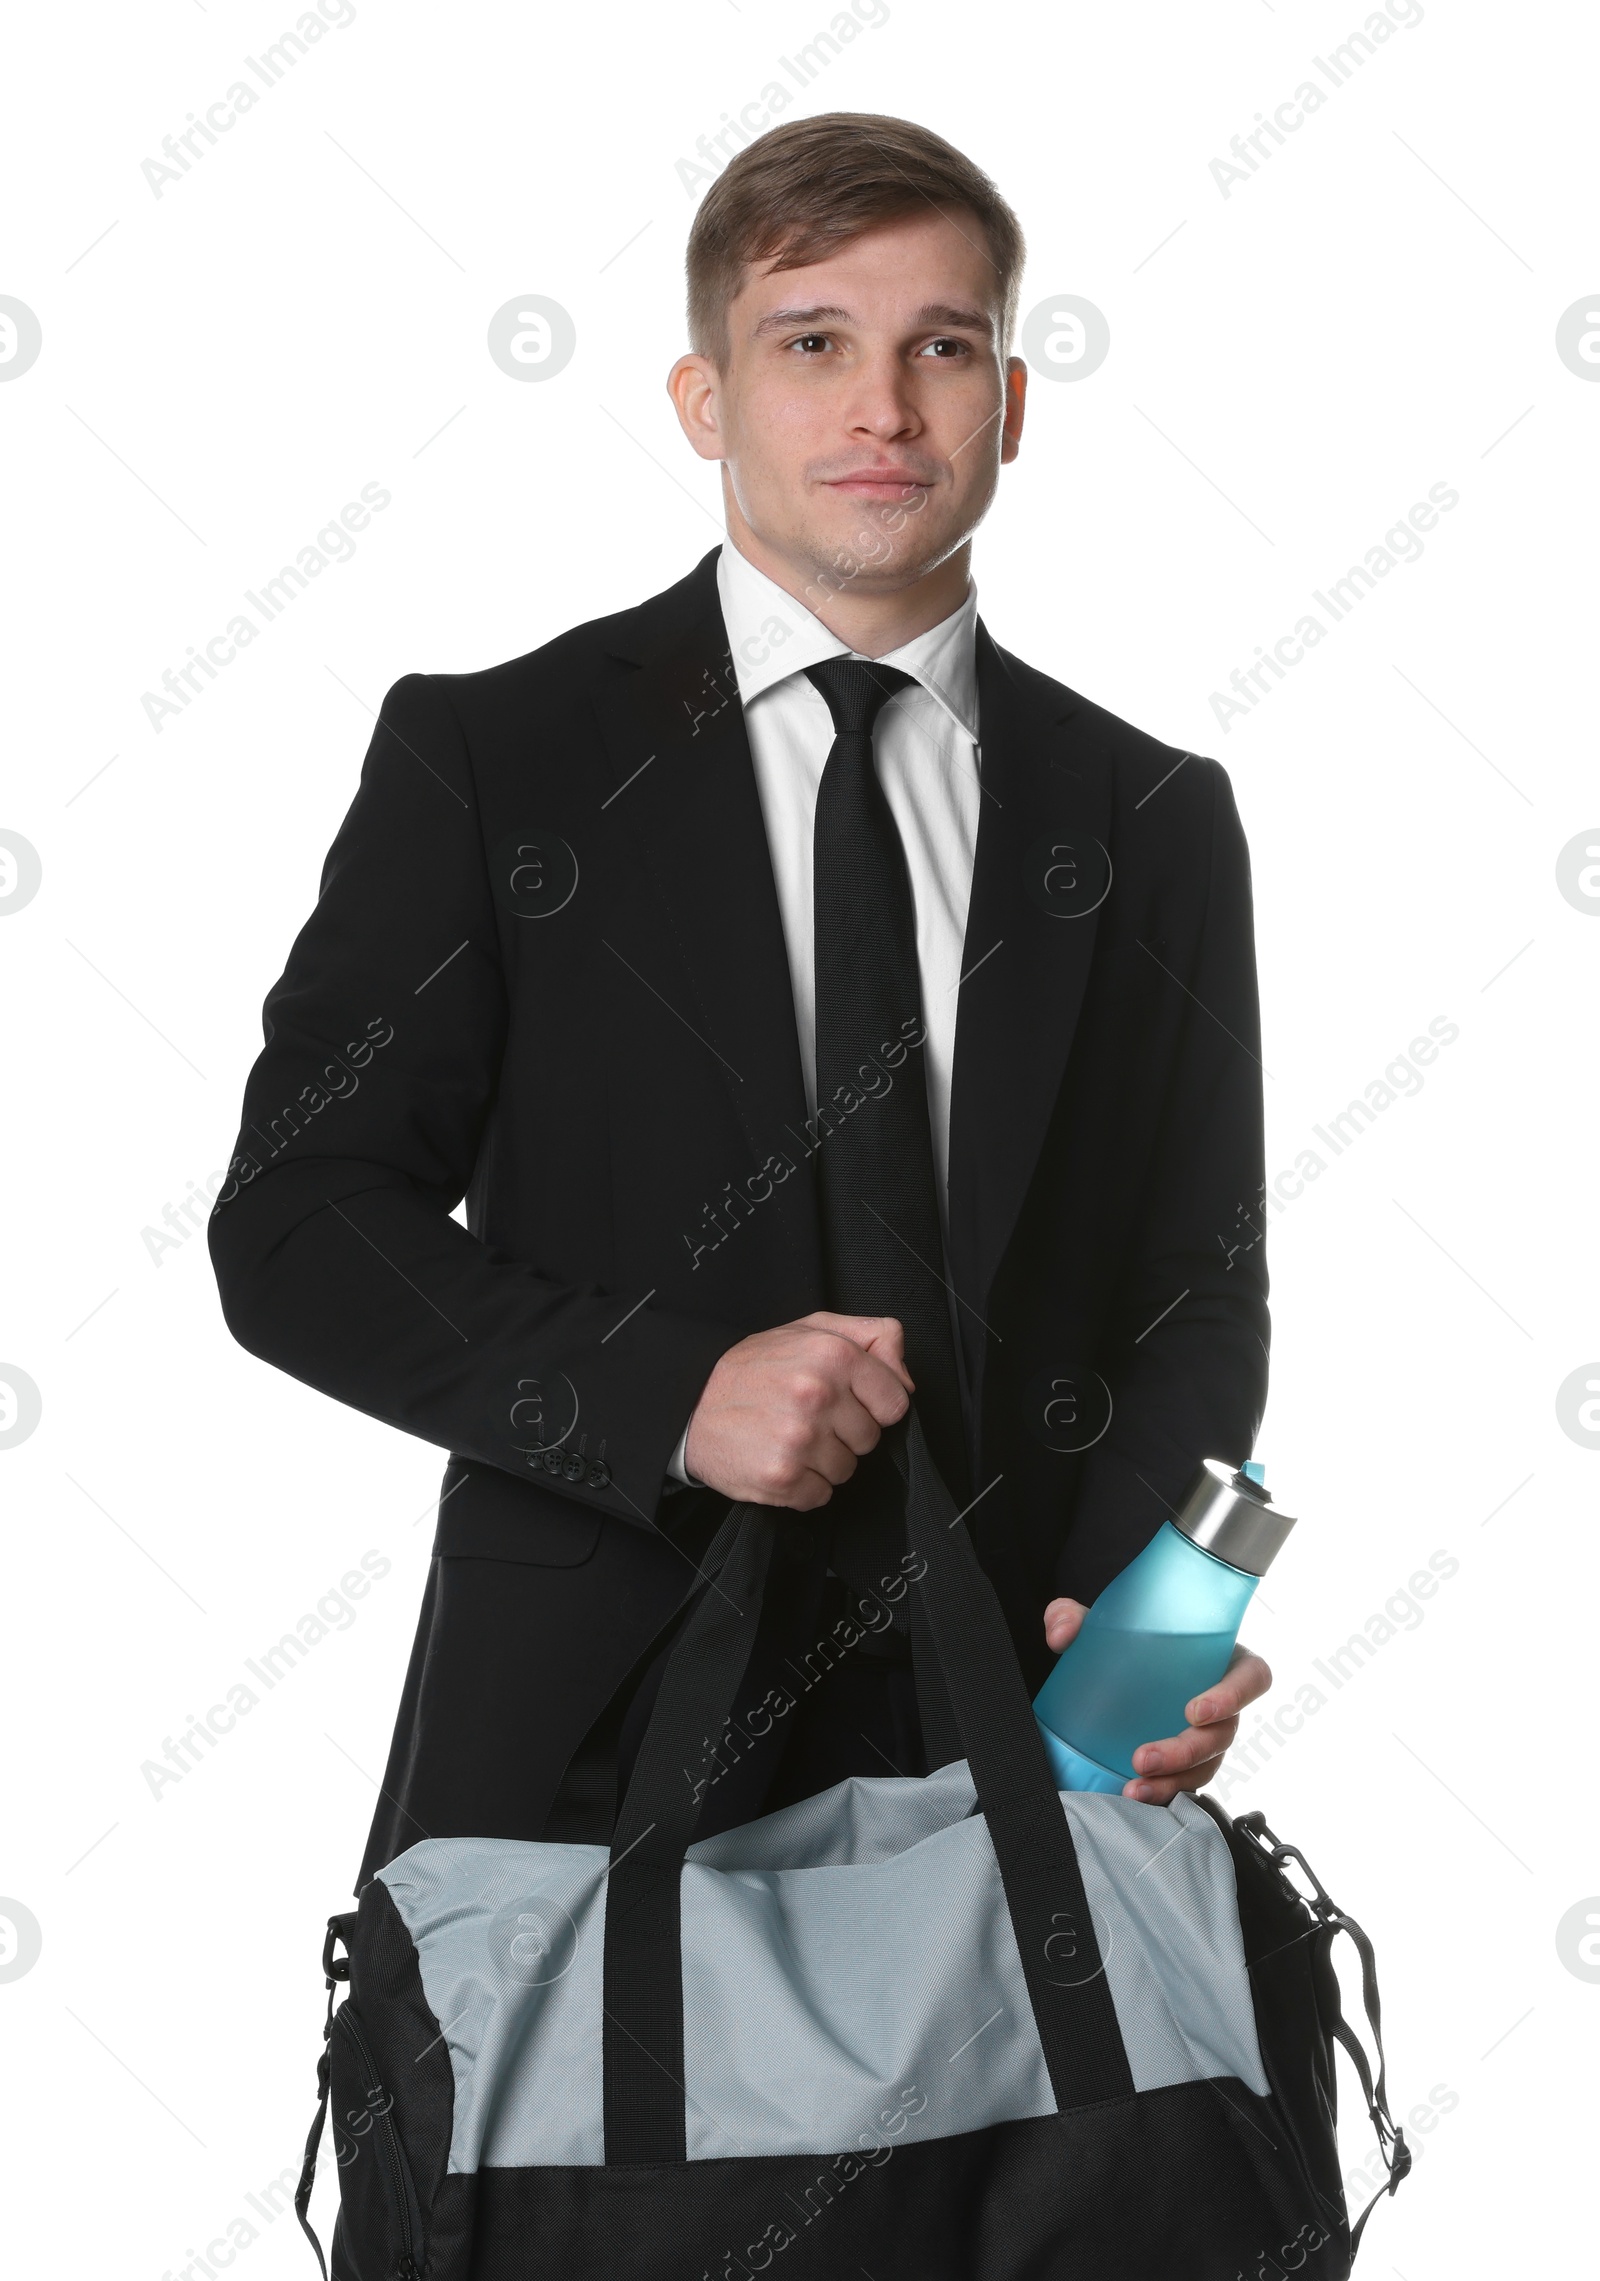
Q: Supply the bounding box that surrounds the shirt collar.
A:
[715,539,979,742]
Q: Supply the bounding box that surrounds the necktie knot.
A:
[805,656,914,739]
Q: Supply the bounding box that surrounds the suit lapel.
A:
[592,549,821,1285]
[946,626,1113,1386]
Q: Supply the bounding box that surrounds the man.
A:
[209,113,1271,1895]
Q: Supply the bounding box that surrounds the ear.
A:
[667,352,727,462]
[1000,355,1027,465]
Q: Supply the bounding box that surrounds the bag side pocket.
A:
[329,1997,426,2281]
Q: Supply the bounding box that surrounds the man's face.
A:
[670,207,1025,605]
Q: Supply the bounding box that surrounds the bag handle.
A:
[601,1410,1134,2163]
[602,1498,777,2162]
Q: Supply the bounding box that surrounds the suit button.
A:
[541,1448,564,1474]
[586,1460,611,1489]
[563,1450,585,1482]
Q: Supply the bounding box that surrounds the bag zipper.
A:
[332,2001,425,2279]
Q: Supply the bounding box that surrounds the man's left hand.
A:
[1041,1599,1273,1805]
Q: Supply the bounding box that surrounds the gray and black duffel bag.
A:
[295,1415,1411,2278]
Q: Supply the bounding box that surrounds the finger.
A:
[805,1432,862,1487]
[1131,1714,1239,1781]
[806,1313,914,1391]
[1042,1597,1086,1651]
[824,1387,889,1459]
[1123,1750,1227,1806]
[804,1383,889,1472]
[852,1315,909,1379]
[1185,1646,1272,1727]
[740,1457,836,1510]
[781,1465,840,1513]
[846,1346,916,1427]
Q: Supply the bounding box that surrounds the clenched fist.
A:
[683,1311,914,1509]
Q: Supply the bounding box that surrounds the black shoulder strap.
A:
[1330,1904,1412,2252]
[294,1914,353,2281]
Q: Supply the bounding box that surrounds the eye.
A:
[787,332,834,355]
[918,336,972,359]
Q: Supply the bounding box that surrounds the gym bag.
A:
[295,1415,1411,2278]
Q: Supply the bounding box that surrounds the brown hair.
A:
[685,112,1025,366]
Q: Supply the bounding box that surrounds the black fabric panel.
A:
[1196,1797,1350,2255]
[432,2082,1344,2281]
[326,2005,423,2281]
[340,1878,460,2271]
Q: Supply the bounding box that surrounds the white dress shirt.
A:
[668,540,983,1486]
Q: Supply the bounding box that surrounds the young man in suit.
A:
[210,113,1271,1892]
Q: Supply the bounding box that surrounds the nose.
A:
[842,349,923,445]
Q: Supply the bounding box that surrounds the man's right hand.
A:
[682,1312,914,1509]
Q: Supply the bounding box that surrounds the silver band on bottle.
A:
[1173,1460,1297,1577]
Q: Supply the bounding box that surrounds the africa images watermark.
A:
[685,1549,930,1808]
[1210,1546,1461,1806]
[692,2083,927,2281]
[139,0,358,199]
[142,1168,230,1268]
[154,2162,308,2281]
[210,1015,396,1215]
[138,1549,392,1802]
[141,481,392,734]
[1208,0,1426,200]
[1208,482,1460,735]
[1215,1014,1461,1271]
[680,1015,927,1272]
[675,0,891,194]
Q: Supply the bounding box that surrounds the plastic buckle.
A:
[322,1919,351,1983]
[1234,1811,1342,1923]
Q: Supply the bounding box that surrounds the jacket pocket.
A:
[431,1456,602,1567]
[329,1998,426,2279]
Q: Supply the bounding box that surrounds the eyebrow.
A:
[751,300,995,340]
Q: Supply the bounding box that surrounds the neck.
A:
[723,503,971,659]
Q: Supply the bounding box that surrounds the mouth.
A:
[821,469,933,500]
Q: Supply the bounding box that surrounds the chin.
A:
[803,513,958,590]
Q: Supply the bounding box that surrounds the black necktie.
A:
[806,656,970,1512]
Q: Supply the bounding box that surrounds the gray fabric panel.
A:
[379,1838,611,2171]
[686,1758,980,1871]
[1066,1791,1270,2101]
[378,1772,1267,2172]
[680,1809,1056,2158]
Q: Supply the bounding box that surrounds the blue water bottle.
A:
[1033,1459,1296,1794]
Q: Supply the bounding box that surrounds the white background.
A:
[2,0,1595,2272]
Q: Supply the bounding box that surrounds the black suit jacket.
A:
[208,546,1268,1887]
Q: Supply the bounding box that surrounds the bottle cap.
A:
[1172,1459,1296,1576]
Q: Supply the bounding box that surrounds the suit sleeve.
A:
[207,672,739,1528]
[1059,756,1271,1601]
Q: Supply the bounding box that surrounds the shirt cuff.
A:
[665,1421,701,1490]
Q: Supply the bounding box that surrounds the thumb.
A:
[1043,1596,1087,1652]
